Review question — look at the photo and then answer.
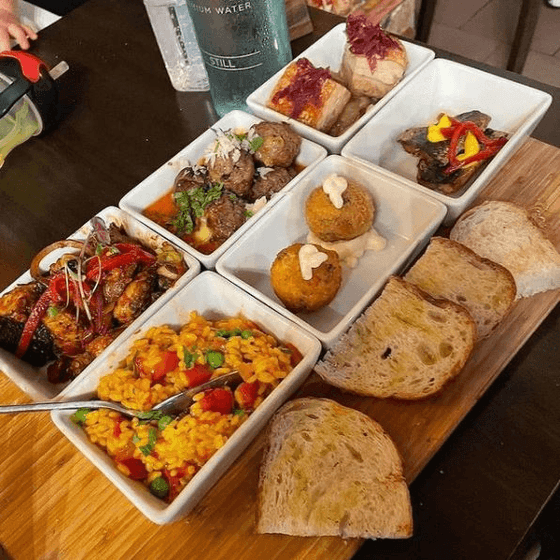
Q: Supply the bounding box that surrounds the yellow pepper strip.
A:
[457,131,480,161]
[427,114,452,142]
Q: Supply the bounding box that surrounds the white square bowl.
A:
[0,206,201,401]
[246,23,435,154]
[215,155,447,348]
[51,271,322,525]
[119,110,327,269]
[341,58,553,225]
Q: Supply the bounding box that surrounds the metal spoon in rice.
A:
[0,371,243,418]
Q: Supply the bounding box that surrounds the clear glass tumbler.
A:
[144,0,210,92]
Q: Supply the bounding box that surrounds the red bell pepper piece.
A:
[118,457,148,480]
[441,119,508,175]
[151,351,180,382]
[235,381,259,410]
[200,387,234,414]
[184,363,212,387]
[113,419,122,438]
[86,243,156,280]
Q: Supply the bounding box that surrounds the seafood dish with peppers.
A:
[397,110,509,195]
[0,218,187,383]
[143,121,303,255]
[71,312,302,503]
[267,14,408,136]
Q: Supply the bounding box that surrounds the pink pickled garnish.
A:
[272,58,332,119]
[346,13,400,71]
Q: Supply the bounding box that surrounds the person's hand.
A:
[0,6,38,51]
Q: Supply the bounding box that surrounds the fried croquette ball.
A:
[270,243,342,313]
[305,176,375,242]
[251,121,302,168]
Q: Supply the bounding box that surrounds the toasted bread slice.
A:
[315,276,476,399]
[267,59,351,133]
[257,397,413,539]
[450,201,560,298]
[405,237,516,338]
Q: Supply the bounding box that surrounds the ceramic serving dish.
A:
[341,58,553,225]
[0,206,200,401]
[51,271,322,524]
[215,155,447,348]
[246,23,435,154]
[119,110,327,269]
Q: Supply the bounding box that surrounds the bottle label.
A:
[186,0,265,71]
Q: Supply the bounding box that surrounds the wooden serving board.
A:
[1,138,560,560]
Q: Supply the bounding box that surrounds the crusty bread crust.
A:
[257,397,413,539]
[315,276,477,399]
[405,237,517,338]
[450,200,560,298]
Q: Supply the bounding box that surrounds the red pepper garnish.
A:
[86,243,156,280]
[200,387,234,414]
[440,119,508,175]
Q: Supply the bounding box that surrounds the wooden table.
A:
[1,3,560,560]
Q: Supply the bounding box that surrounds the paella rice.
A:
[73,311,302,502]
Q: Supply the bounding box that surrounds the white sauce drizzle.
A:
[307,228,386,268]
[298,244,328,280]
[322,174,347,209]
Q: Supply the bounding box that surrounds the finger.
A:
[0,28,10,51]
[8,23,30,50]
[22,24,38,41]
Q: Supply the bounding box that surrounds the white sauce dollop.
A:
[298,244,328,280]
[307,228,387,268]
[322,174,347,209]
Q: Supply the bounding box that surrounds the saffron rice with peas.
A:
[72,311,302,502]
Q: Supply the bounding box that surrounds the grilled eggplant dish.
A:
[397,110,509,195]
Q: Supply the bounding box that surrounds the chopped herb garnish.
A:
[47,306,59,318]
[183,346,197,369]
[206,350,224,369]
[158,415,173,431]
[139,427,157,456]
[240,330,253,339]
[244,210,254,218]
[71,408,91,425]
[249,136,264,152]
[137,410,164,422]
[233,408,245,416]
[132,434,141,445]
[215,329,229,338]
[172,183,223,235]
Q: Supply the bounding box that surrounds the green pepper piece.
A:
[206,350,224,369]
[71,408,91,426]
[149,477,169,499]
